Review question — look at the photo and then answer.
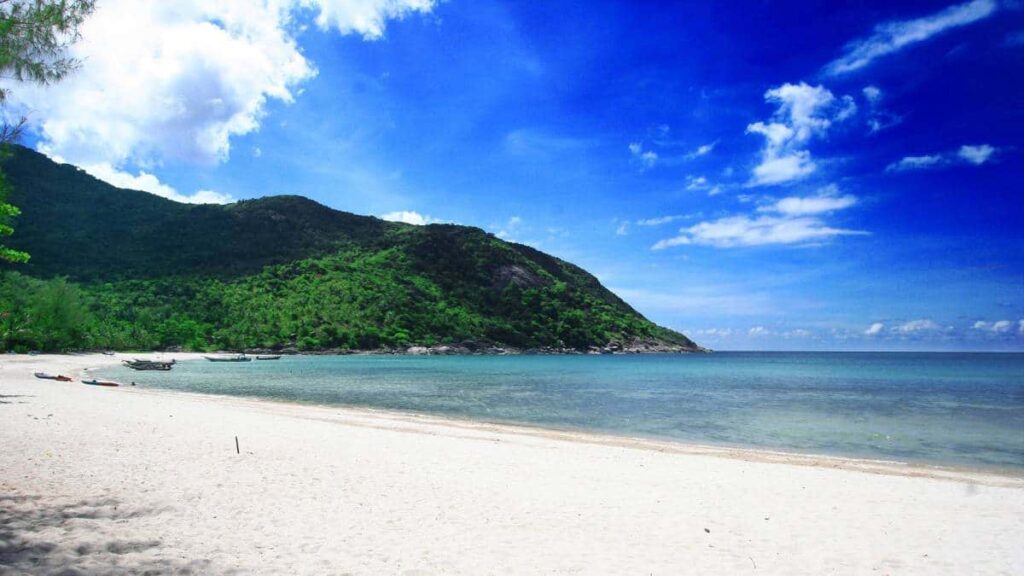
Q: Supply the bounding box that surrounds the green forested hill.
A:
[0,146,700,353]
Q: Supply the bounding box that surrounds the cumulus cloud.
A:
[972,320,1013,333]
[824,0,998,76]
[746,83,855,186]
[886,144,999,172]
[10,0,435,199]
[864,322,885,336]
[89,162,233,204]
[957,144,996,165]
[303,0,435,39]
[380,210,440,225]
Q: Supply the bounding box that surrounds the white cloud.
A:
[972,320,1013,333]
[629,142,658,169]
[636,215,685,227]
[748,326,769,337]
[684,141,717,160]
[495,215,523,240]
[865,322,885,336]
[303,0,435,40]
[615,222,629,236]
[79,161,232,204]
[896,319,941,333]
[380,210,440,225]
[861,86,902,134]
[654,184,862,249]
[685,176,708,190]
[695,143,715,156]
[825,0,998,75]
[885,154,946,172]
[957,144,996,165]
[886,144,999,172]
[1019,320,1024,335]
[746,83,855,186]
[11,0,434,196]
[758,185,858,216]
[652,214,866,250]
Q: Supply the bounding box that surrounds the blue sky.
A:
[14,0,1024,350]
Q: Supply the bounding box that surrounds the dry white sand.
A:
[1,354,1022,575]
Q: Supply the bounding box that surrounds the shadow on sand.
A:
[0,494,214,575]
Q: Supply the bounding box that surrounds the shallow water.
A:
[98,352,1024,470]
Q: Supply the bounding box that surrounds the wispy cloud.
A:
[653,186,864,249]
[746,83,856,186]
[886,144,999,172]
[612,287,774,316]
[886,154,946,172]
[628,142,658,170]
[684,141,717,160]
[896,319,943,334]
[861,86,902,134]
[824,0,998,76]
[494,215,524,240]
[506,129,594,158]
[652,215,866,249]
[636,215,691,227]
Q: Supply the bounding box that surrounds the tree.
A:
[0,0,94,263]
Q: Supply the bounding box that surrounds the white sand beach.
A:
[1,354,1022,575]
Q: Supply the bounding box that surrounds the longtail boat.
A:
[204,355,251,362]
[82,379,119,387]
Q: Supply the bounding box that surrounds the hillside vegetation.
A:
[0,146,699,353]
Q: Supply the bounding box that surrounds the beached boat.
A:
[255,355,281,360]
[82,379,119,387]
[123,360,173,371]
[204,355,252,362]
[34,372,73,382]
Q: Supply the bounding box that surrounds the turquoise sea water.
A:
[97,353,1024,470]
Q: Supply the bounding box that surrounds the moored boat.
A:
[255,355,281,360]
[204,355,251,362]
[123,359,174,371]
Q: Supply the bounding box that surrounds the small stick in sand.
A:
[235,435,239,454]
